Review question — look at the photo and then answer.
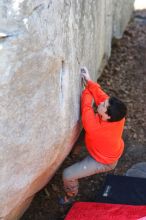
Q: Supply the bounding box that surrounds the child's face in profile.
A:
[97,99,111,121]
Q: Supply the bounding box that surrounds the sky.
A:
[134,0,146,10]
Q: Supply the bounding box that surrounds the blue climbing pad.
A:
[96,174,146,205]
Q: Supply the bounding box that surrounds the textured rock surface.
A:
[0,0,134,219]
[113,0,135,38]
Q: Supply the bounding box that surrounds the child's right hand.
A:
[80,67,91,82]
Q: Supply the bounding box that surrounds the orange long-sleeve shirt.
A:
[81,80,125,164]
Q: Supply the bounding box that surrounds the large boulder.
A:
[0,0,134,219]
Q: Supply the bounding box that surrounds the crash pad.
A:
[96,174,146,205]
[126,162,146,178]
[65,202,146,220]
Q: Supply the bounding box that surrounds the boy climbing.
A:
[60,67,127,205]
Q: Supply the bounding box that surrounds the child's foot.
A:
[59,195,75,206]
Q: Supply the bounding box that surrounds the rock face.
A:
[0,0,134,219]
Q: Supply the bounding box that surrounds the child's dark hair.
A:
[106,97,127,122]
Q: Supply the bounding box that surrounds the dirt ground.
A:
[22,10,146,220]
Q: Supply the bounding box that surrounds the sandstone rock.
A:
[0,0,134,219]
[113,0,134,39]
